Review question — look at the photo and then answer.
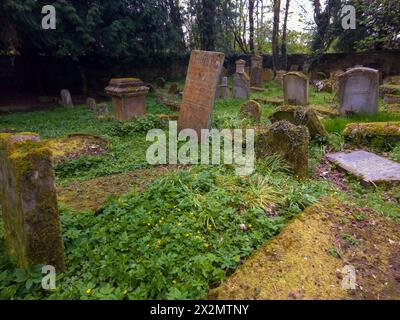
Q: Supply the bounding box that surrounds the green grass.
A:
[1,79,400,300]
[323,112,400,134]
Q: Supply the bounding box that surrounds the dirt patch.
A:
[45,134,109,165]
[57,166,180,211]
[315,158,350,191]
[208,197,400,300]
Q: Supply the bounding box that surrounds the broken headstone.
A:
[240,100,262,122]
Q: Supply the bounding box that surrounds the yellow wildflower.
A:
[86,288,92,295]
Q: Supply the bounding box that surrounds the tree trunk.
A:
[281,0,290,70]
[272,0,281,71]
[249,0,255,53]
[168,0,186,51]
[200,0,216,51]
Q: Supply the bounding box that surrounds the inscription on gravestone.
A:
[178,50,225,136]
[339,67,379,115]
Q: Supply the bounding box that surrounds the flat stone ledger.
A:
[283,72,309,106]
[0,133,65,271]
[250,55,263,86]
[339,67,379,115]
[327,151,400,184]
[105,78,150,121]
[178,50,225,136]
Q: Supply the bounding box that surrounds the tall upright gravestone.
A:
[250,55,263,87]
[339,67,379,115]
[233,59,250,99]
[0,133,65,271]
[283,72,309,106]
[178,50,225,136]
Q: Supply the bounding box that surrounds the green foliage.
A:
[106,114,163,137]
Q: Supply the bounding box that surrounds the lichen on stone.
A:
[269,105,328,138]
[343,122,400,147]
[256,120,310,178]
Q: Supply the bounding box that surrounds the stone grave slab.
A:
[327,151,400,184]
[178,50,225,136]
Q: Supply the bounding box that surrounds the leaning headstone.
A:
[262,68,274,82]
[250,55,263,87]
[283,72,309,106]
[217,77,229,99]
[105,78,149,121]
[256,121,309,178]
[269,106,327,138]
[0,133,65,271]
[327,151,400,185]
[240,100,262,122]
[86,97,97,111]
[233,59,250,99]
[338,67,379,115]
[178,50,225,136]
[60,89,73,107]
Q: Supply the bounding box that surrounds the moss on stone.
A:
[269,105,328,138]
[240,100,262,122]
[256,121,310,179]
[380,84,400,96]
[343,122,400,147]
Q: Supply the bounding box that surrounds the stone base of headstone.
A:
[269,106,327,138]
[256,121,310,178]
[105,78,149,121]
[0,133,65,271]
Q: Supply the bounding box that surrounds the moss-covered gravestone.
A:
[240,100,262,122]
[256,121,310,178]
[0,133,65,271]
[269,105,327,138]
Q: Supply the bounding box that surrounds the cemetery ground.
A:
[1,81,400,300]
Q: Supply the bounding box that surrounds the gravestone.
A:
[262,68,274,82]
[256,121,309,178]
[0,133,65,270]
[105,78,149,120]
[275,70,286,85]
[60,89,73,107]
[250,55,263,87]
[290,65,299,71]
[168,83,179,94]
[86,98,97,111]
[283,72,309,106]
[240,100,262,122]
[178,50,225,136]
[233,59,250,99]
[327,151,400,184]
[338,67,379,115]
[217,77,229,99]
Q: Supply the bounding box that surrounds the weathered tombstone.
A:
[327,151,400,185]
[233,59,250,99]
[240,100,262,122]
[0,133,65,271]
[178,50,225,136]
[256,121,309,178]
[97,103,109,115]
[168,83,179,95]
[86,97,97,111]
[262,68,274,82]
[217,77,229,99]
[275,70,286,85]
[290,65,299,71]
[283,72,309,106]
[105,78,149,121]
[338,67,379,115]
[269,106,327,138]
[60,89,73,107]
[250,55,263,86]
